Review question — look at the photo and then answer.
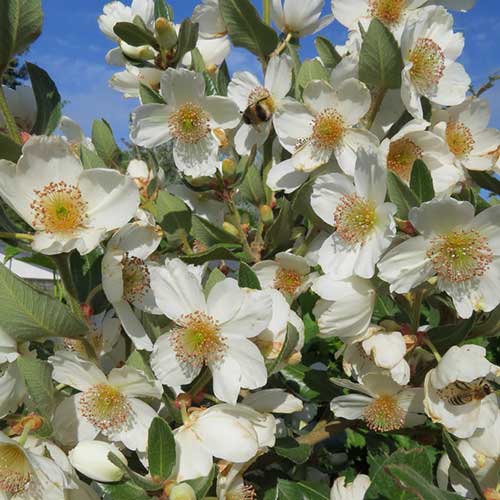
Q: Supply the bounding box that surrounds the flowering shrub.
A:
[0,0,499,499]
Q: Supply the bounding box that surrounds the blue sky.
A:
[24,0,500,144]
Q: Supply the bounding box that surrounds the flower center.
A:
[363,394,405,432]
[408,38,445,93]
[79,383,131,434]
[387,137,423,182]
[0,444,31,494]
[169,102,210,144]
[311,109,346,150]
[170,311,225,368]
[227,484,257,500]
[273,267,303,296]
[369,0,406,25]
[122,254,151,303]
[427,230,493,283]
[446,121,475,158]
[334,194,377,246]
[31,181,87,234]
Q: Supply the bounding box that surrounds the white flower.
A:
[242,388,304,415]
[379,118,463,195]
[150,259,272,404]
[130,68,240,178]
[312,275,376,341]
[228,54,293,155]
[0,331,19,365]
[253,252,317,300]
[437,414,500,497]
[0,364,26,419]
[172,404,262,482]
[110,64,163,100]
[102,216,162,351]
[69,440,127,483]
[312,149,397,279]
[424,344,499,438]
[0,431,74,498]
[59,116,94,152]
[378,198,500,318]
[254,289,305,365]
[331,373,426,432]
[432,97,500,172]
[0,85,36,134]
[271,0,334,37]
[400,6,470,119]
[49,351,162,451]
[273,78,377,176]
[330,474,371,500]
[216,461,257,500]
[0,136,139,255]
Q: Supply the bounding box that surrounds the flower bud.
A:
[170,483,196,500]
[69,441,127,482]
[223,222,240,238]
[155,18,177,50]
[221,158,236,179]
[120,41,155,60]
[259,205,274,226]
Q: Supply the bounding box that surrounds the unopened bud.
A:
[221,158,236,178]
[120,41,155,60]
[19,131,31,144]
[214,128,229,148]
[396,218,417,235]
[259,205,274,225]
[155,18,177,50]
[223,222,240,238]
[80,303,93,319]
[170,483,196,500]
[206,64,217,74]
[9,414,44,436]
[484,488,500,500]
[287,351,302,365]
[175,393,192,409]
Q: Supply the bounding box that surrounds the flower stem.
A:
[17,421,34,447]
[226,197,255,262]
[85,284,103,306]
[273,32,292,57]
[423,337,442,362]
[410,289,424,332]
[364,87,387,130]
[52,253,81,313]
[0,232,34,241]
[0,85,21,144]
[189,367,212,397]
[263,0,271,25]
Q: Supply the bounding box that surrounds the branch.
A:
[471,70,500,98]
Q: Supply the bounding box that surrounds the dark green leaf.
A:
[387,170,419,219]
[275,437,313,465]
[315,36,342,69]
[359,18,403,89]
[181,243,241,265]
[27,62,62,135]
[139,82,165,104]
[264,199,294,254]
[238,261,260,289]
[154,0,171,21]
[171,18,199,65]
[107,453,162,491]
[97,481,150,500]
[185,465,216,499]
[297,59,330,89]
[0,0,19,73]
[190,214,240,246]
[80,145,106,168]
[281,363,337,401]
[0,133,22,162]
[204,267,226,296]
[0,263,88,341]
[91,119,121,167]
[113,21,157,47]
[239,164,266,206]
[217,61,230,96]
[148,417,176,480]
[410,159,434,203]
[276,479,330,500]
[469,171,500,195]
[219,0,278,60]
[426,316,475,355]
[152,190,192,234]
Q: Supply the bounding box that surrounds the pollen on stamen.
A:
[369,0,406,25]
[227,484,257,500]
[30,181,87,234]
[311,108,346,150]
[427,229,493,283]
[363,394,405,432]
[273,267,303,296]
[408,38,445,93]
[170,311,226,368]
[79,384,131,434]
[446,121,475,158]
[334,194,377,246]
[0,443,32,494]
[122,253,151,303]
[169,102,211,144]
[387,137,423,182]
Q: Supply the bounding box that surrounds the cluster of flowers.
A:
[0,0,499,498]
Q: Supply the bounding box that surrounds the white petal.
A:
[117,398,156,452]
[266,157,309,193]
[174,427,214,482]
[226,337,267,390]
[160,68,205,107]
[173,134,219,178]
[204,96,241,129]
[207,277,245,324]
[242,388,303,414]
[330,394,372,420]
[335,78,372,126]
[227,71,261,110]
[107,365,162,399]
[274,98,314,153]
[113,300,153,351]
[49,351,106,390]
[130,104,172,148]
[354,148,387,205]
[210,354,242,404]
[336,129,379,176]
[265,54,293,99]
[311,172,354,224]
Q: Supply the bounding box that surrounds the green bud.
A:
[259,204,274,226]
[221,158,237,179]
[155,17,177,50]
[223,222,240,238]
[170,483,196,500]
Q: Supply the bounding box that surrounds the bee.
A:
[242,95,275,127]
[437,377,493,406]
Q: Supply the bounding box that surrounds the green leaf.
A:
[152,190,192,235]
[107,453,162,491]
[469,170,500,195]
[238,261,260,289]
[442,430,486,500]
[139,82,165,104]
[0,0,42,73]
[239,164,266,206]
[275,437,312,465]
[97,481,150,500]
[0,263,88,341]
[217,61,230,96]
[426,316,475,355]
[315,36,341,69]
[181,243,241,265]
[387,170,419,219]
[80,145,106,168]
[184,465,216,499]
[219,0,278,60]
[276,479,330,500]
[16,356,55,418]
[410,159,434,203]
[148,417,176,480]
[91,119,121,167]
[190,214,240,246]
[113,21,157,47]
[297,59,330,89]
[359,18,403,89]
[0,133,22,162]
[204,267,226,296]
[264,199,294,255]
[171,18,199,65]
[281,363,337,402]
[26,62,62,135]
[154,0,171,21]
